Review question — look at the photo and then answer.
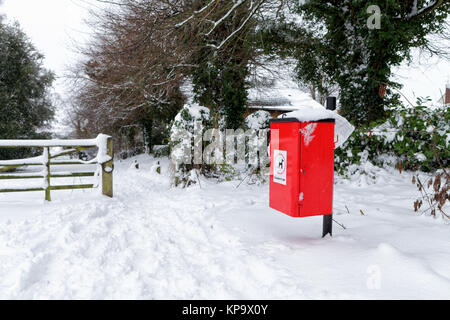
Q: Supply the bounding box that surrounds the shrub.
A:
[412,172,449,220]
[335,98,450,175]
[169,102,213,187]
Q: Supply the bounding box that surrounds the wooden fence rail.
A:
[0,135,113,201]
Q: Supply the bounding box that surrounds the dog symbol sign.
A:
[273,150,287,185]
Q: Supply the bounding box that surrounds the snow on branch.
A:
[175,0,218,28]
[174,0,267,50]
[206,0,262,50]
[205,0,247,36]
[407,0,444,19]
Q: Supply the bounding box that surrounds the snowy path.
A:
[0,155,449,299]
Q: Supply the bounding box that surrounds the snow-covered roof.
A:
[247,59,324,111]
[180,59,324,112]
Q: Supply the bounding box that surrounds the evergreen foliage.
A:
[336,98,450,175]
[296,0,450,126]
[0,21,54,160]
[189,1,254,131]
[191,53,249,130]
[263,0,450,126]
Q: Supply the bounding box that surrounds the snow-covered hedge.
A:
[169,103,269,186]
[169,102,212,186]
[336,99,450,175]
[245,111,271,130]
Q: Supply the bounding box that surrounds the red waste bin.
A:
[269,118,335,218]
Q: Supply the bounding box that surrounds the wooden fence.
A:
[0,135,113,201]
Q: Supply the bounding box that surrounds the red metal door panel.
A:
[269,121,301,217]
[298,121,335,217]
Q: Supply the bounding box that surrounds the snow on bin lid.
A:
[277,105,355,149]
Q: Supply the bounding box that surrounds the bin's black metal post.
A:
[327,97,337,111]
[323,97,337,238]
[323,214,333,238]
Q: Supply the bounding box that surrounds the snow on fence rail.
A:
[0,134,114,200]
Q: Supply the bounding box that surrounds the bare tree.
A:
[69,0,284,132]
[69,1,189,139]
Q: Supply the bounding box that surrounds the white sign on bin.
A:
[273,150,287,185]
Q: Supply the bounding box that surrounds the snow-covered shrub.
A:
[245,111,271,130]
[152,145,170,158]
[335,99,450,175]
[169,103,270,186]
[169,102,212,186]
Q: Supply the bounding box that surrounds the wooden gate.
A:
[0,135,113,201]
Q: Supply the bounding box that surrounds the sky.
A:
[393,50,450,105]
[0,0,93,135]
[0,0,449,133]
[1,0,92,90]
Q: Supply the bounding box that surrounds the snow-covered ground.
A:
[0,155,449,299]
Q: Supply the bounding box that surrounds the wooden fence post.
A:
[45,147,51,201]
[102,137,114,198]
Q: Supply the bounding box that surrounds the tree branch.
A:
[206,0,262,50]
[174,0,218,28]
[408,0,445,19]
